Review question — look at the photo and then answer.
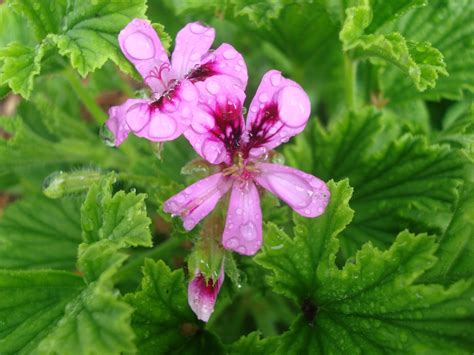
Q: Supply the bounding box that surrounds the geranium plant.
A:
[0,1,472,354]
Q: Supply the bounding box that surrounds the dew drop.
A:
[226,237,239,248]
[270,72,282,86]
[223,48,237,59]
[124,32,155,60]
[206,80,220,95]
[240,222,257,241]
[148,113,177,139]
[236,208,243,215]
[259,93,269,103]
[100,124,116,147]
[234,64,241,72]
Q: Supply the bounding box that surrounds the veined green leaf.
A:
[123,259,226,354]
[381,0,474,101]
[0,270,83,354]
[255,180,474,353]
[340,0,447,91]
[81,174,153,248]
[0,43,47,98]
[285,109,466,256]
[228,331,279,354]
[0,196,82,270]
[0,0,148,97]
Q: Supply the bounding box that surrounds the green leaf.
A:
[255,180,354,301]
[0,0,148,97]
[380,0,474,101]
[285,109,466,256]
[8,0,66,40]
[0,196,82,270]
[0,42,46,98]
[423,179,474,284]
[0,270,83,354]
[340,0,447,91]
[256,180,474,353]
[123,259,226,354]
[37,279,135,355]
[81,174,153,248]
[228,331,279,354]
[48,0,147,77]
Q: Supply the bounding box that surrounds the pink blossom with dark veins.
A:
[188,267,224,322]
[105,19,248,145]
[164,71,330,256]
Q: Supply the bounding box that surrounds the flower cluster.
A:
[107,19,330,323]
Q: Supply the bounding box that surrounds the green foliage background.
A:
[0,0,472,354]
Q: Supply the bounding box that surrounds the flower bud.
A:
[188,265,224,322]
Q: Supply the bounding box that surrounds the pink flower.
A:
[106,19,247,146]
[188,267,224,322]
[164,70,330,256]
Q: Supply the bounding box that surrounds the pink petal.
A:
[188,267,224,322]
[245,70,311,157]
[198,43,248,88]
[106,98,148,146]
[124,80,198,142]
[118,19,171,93]
[163,173,232,230]
[254,163,330,218]
[171,22,215,78]
[222,181,262,255]
[184,77,246,165]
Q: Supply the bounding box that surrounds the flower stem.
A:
[343,52,357,111]
[64,67,108,125]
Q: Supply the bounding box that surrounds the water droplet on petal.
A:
[124,32,155,59]
[259,93,269,103]
[226,237,239,248]
[190,52,200,61]
[202,139,225,164]
[240,222,257,241]
[183,218,196,230]
[270,72,282,86]
[100,124,116,147]
[234,64,241,72]
[148,113,177,139]
[206,80,220,95]
[223,48,237,59]
[237,246,248,254]
[278,86,310,128]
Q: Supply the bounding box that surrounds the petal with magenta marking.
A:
[197,43,248,89]
[119,19,170,93]
[171,22,215,78]
[163,173,232,230]
[222,181,262,256]
[184,77,246,165]
[254,163,330,218]
[245,70,311,157]
[188,267,224,322]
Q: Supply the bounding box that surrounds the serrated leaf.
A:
[81,174,153,248]
[0,43,46,98]
[381,0,474,101]
[255,180,354,301]
[228,331,279,354]
[256,180,474,353]
[340,0,447,91]
[0,270,83,354]
[123,259,226,354]
[423,179,474,284]
[0,196,81,270]
[0,0,149,97]
[37,280,136,355]
[285,109,466,256]
[9,0,66,40]
[48,0,146,77]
